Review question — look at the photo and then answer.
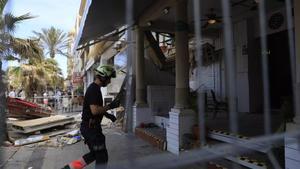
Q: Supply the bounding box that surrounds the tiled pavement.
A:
[1,127,164,169]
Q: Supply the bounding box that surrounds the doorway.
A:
[267,30,293,110]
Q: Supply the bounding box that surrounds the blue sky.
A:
[4,0,80,78]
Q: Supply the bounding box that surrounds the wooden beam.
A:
[138,0,182,27]
[144,31,167,69]
[12,115,75,133]
[142,20,200,37]
[143,21,176,33]
[231,0,250,7]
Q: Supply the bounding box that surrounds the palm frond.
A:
[5,54,20,61]
[4,13,35,33]
[0,0,8,14]
[10,37,43,60]
[0,42,6,52]
[57,50,69,57]
[8,66,21,74]
[33,26,69,58]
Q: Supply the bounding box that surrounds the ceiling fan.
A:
[201,8,222,29]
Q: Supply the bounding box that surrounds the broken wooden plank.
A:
[145,31,167,69]
[46,129,75,137]
[7,98,52,119]
[12,115,75,134]
[12,115,73,127]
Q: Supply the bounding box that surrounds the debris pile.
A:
[11,115,75,134]
[13,129,83,148]
[6,113,83,148]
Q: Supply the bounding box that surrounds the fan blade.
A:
[216,19,222,23]
[205,14,210,18]
[201,19,209,21]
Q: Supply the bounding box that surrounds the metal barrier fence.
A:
[15,95,84,112]
[0,0,299,168]
[111,0,300,169]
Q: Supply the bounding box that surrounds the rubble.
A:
[65,129,80,137]
[13,128,82,148]
[57,135,82,146]
[7,112,82,148]
[14,135,50,146]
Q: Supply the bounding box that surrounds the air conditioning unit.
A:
[266,8,288,35]
[254,8,290,37]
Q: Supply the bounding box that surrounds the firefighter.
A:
[63,65,119,169]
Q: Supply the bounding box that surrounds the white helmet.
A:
[94,65,116,78]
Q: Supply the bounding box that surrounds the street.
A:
[1,127,163,169]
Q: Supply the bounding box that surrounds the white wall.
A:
[107,74,126,94]
[84,69,94,93]
[234,21,250,113]
[147,85,175,117]
[190,62,222,98]
[144,57,176,86]
[205,20,250,112]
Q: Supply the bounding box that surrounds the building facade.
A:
[71,0,300,168]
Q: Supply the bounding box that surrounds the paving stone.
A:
[2,127,163,169]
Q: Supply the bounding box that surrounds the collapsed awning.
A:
[75,0,155,48]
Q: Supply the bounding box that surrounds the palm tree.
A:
[0,0,42,90]
[7,60,46,98]
[8,57,64,98]
[0,1,42,70]
[43,58,64,88]
[0,0,42,83]
[33,26,69,58]
[0,0,42,143]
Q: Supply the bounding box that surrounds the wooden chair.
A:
[205,90,228,118]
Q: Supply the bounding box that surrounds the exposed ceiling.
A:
[78,0,155,45]
[76,0,286,47]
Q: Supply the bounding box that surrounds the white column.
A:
[293,0,300,124]
[133,27,152,129]
[167,0,196,154]
[174,0,189,108]
[135,26,146,105]
[285,1,300,168]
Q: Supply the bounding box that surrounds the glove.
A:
[107,99,120,109]
[104,112,116,122]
